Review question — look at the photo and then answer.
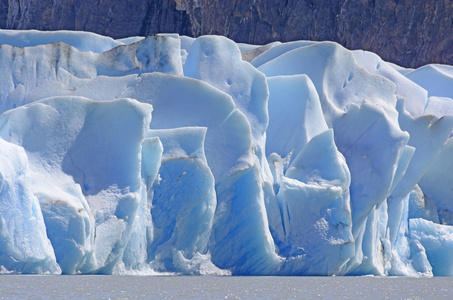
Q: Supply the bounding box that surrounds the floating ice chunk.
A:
[409,218,453,276]
[0,137,60,274]
[171,252,230,275]
[0,29,123,53]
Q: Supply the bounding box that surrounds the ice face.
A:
[410,218,453,276]
[144,128,218,274]
[277,129,353,275]
[1,30,453,276]
[0,96,155,274]
[0,137,60,274]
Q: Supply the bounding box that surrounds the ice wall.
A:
[0,30,453,276]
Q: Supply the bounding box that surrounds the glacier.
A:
[0,30,453,277]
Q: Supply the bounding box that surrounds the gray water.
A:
[0,275,452,299]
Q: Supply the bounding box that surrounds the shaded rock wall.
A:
[2,0,453,68]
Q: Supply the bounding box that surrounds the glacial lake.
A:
[1,275,452,299]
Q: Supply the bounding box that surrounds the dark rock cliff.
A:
[2,0,453,68]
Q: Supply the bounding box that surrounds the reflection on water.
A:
[0,275,452,299]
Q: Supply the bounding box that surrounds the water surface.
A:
[1,275,451,299]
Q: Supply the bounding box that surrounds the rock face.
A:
[2,0,453,68]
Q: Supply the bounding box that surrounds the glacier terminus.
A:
[0,30,453,276]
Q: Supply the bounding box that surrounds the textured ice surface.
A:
[0,30,453,276]
[0,30,123,53]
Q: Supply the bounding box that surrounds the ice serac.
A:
[410,218,453,276]
[184,36,270,175]
[386,100,453,250]
[332,99,411,274]
[0,137,60,274]
[0,35,182,114]
[265,75,328,163]
[33,177,94,274]
[419,138,453,225]
[385,100,453,274]
[258,41,397,126]
[183,36,281,274]
[264,74,329,249]
[408,185,439,224]
[146,127,220,274]
[0,96,154,274]
[120,137,162,271]
[387,191,433,277]
[265,74,353,275]
[278,129,353,275]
